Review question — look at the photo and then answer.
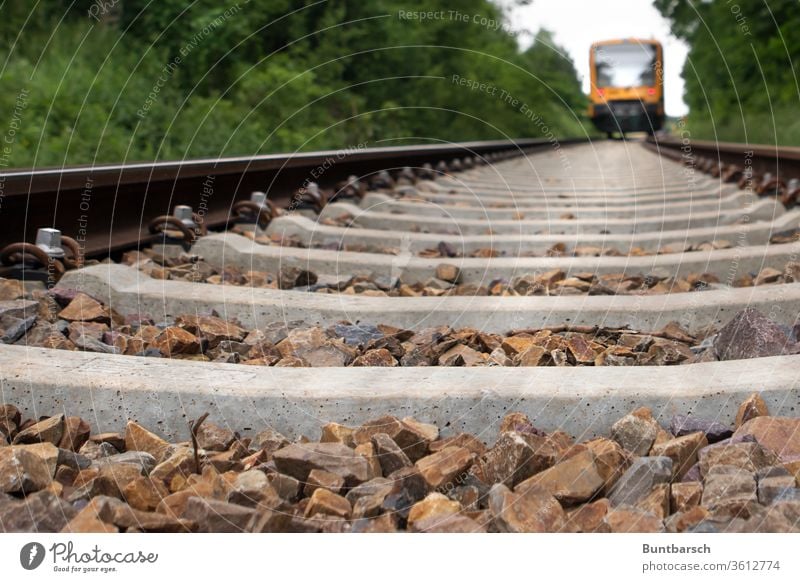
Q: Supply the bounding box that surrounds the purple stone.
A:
[669,414,733,443]
[713,308,797,360]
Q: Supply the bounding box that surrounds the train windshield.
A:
[594,43,657,87]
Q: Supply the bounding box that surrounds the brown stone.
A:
[498,412,543,436]
[58,293,110,323]
[516,345,548,366]
[371,433,412,476]
[516,449,604,504]
[252,426,290,457]
[58,416,91,452]
[110,503,192,532]
[564,498,610,533]
[181,497,256,532]
[176,314,246,347]
[608,457,673,507]
[276,327,355,366]
[123,477,170,511]
[488,483,566,533]
[407,492,462,530]
[0,404,20,437]
[415,446,473,489]
[91,463,143,499]
[349,480,394,519]
[500,335,535,356]
[277,266,317,289]
[435,263,460,283]
[156,490,196,518]
[470,432,555,487]
[605,506,664,532]
[397,417,439,460]
[305,488,351,519]
[0,278,24,300]
[353,442,383,480]
[702,466,757,509]
[353,415,435,462]
[610,407,659,455]
[20,442,59,476]
[665,505,709,532]
[247,507,293,532]
[90,432,125,451]
[650,431,708,479]
[274,356,307,367]
[226,470,283,510]
[124,421,172,463]
[413,513,486,532]
[565,335,600,364]
[150,327,201,356]
[734,416,800,461]
[0,490,76,532]
[698,442,779,477]
[304,469,345,496]
[273,442,370,486]
[352,348,398,366]
[583,438,631,493]
[430,433,487,457]
[150,448,196,486]
[349,513,398,533]
[735,393,769,428]
[0,446,53,493]
[12,414,64,445]
[62,502,119,533]
[671,481,703,513]
[636,483,670,519]
[437,344,487,366]
[758,475,798,505]
[194,422,235,453]
[320,423,355,447]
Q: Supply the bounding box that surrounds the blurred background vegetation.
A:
[655,0,800,145]
[0,0,589,168]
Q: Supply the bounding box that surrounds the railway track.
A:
[1,138,800,533]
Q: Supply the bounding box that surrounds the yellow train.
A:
[589,38,665,137]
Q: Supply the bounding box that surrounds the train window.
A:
[594,44,657,88]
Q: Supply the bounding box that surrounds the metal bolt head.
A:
[35,227,65,258]
[173,205,195,226]
[250,191,267,205]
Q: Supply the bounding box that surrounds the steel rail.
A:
[645,135,800,178]
[0,138,583,257]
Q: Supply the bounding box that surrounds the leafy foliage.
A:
[655,0,800,145]
[0,0,588,168]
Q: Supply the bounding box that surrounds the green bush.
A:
[0,1,591,168]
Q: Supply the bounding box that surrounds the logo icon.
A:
[20,542,46,570]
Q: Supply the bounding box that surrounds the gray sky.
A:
[506,0,689,116]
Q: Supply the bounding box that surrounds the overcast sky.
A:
[506,0,690,116]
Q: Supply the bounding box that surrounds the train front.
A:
[589,39,664,136]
